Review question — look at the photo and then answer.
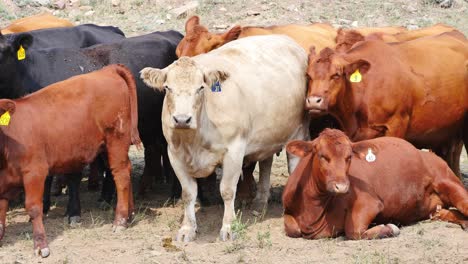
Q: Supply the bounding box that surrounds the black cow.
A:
[4,24,125,49]
[0,30,183,222]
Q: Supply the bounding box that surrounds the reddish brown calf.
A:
[283,129,468,240]
[0,64,140,257]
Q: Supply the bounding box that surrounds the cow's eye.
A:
[164,85,172,92]
[197,86,204,93]
[331,74,340,80]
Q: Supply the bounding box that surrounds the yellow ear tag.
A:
[350,69,362,83]
[17,45,26,61]
[0,111,11,126]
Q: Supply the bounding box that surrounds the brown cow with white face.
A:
[305,31,468,176]
[283,129,468,240]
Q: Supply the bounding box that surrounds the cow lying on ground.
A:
[4,24,125,49]
[283,129,468,239]
[140,35,309,241]
[0,64,140,257]
[1,13,73,34]
[305,31,468,176]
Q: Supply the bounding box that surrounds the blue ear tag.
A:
[211,81,221,92]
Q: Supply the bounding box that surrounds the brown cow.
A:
[175,16,337,57]
[335,24,456,52]
[0,64,140,257]
[1,13,73,34]
[305,31,468,176]
[283,129,468,240]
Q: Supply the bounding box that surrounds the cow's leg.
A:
[65,172,82,225]
[42,176,53,215]
[219,141,245,241]
[431,208,468,230]
[252,156,273,212]
[106,142,132,232]
[23,170,50,257]
[236,163,256,206]
[169,149,198,242]
[0,199,8,241]
[432,174,468,217]
[88,157,105,191]
[345,197,399,240]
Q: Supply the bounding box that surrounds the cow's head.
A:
[176,16,242,57]
[0,32,32,85]
[140,57,229,129]
[334,28,365,53]
[287,128,352,194]
[306,46,370,115]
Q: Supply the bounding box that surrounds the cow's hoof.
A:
[219,224,236,241]
[34,247,50,258]
[387,224,400,237]
[251,199,268,215]
[176,225,196,242]
[69,216,82,227]
[112,224,127,233]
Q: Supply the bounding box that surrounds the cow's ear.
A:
[345,59,371,76]
[0,99,16,116]
[286,140,315,157]
[12,33,33,51]
[204,69,229,86]
[140,67,167,92]
[185,16,200,33]
[223,26,242,43]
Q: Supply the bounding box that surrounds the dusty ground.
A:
[0,0,467,263]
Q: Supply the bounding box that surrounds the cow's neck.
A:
[331,81,359,138]
[297,157,336,239]
[0,61,28,99]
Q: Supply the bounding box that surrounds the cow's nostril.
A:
[316,97,322,103]
[306,98,310,104]
[185,116,192,124]
[173,116,179,124]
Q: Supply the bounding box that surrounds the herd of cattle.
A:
[0,13,466,257]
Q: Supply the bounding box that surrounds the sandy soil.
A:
[0,0,467,263]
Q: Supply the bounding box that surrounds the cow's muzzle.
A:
[327,180,350,194]
[305,96,327,115]
[173,114,192,129]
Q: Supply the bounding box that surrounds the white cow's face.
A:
[140,57,229,130]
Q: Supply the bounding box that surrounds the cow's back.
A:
[349,137,434,224]
[194,35,308,159]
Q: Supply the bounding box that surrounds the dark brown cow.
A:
[305,31,468,176]
[283,129,468,239]
[0,64,140,257]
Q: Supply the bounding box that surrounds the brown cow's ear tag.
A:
[0,111,11,126]
[365,148,376,162]
[17,45,26,61]
[350,69,362,83]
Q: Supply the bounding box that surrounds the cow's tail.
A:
[114,64,142,150]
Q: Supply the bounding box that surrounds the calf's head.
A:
[140,57,229,129]
[306,47,370,115]
[176,16,242,57]
[287,129,352,194]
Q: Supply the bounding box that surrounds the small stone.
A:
[79,5,93,11]
[155,19,165,25]
[84,10,95,16]
[219,7,227,12]
[261,4,269,11]
[111,0,120,6]
[54,0,66,9]
[166,14,172,20]
[247,10,260,16]
[150,250,162,256]
[407,24,419,30]
[169,1,199,19]
[70,0,80,7]
[213,24,228,29]
[338,18,352,25]
[406,5,417,12]
[351,21,358,27]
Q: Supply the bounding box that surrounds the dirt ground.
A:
[0,0,467,263]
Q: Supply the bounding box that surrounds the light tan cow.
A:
[141,35,309,241]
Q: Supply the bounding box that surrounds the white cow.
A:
[140,35,309,241]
